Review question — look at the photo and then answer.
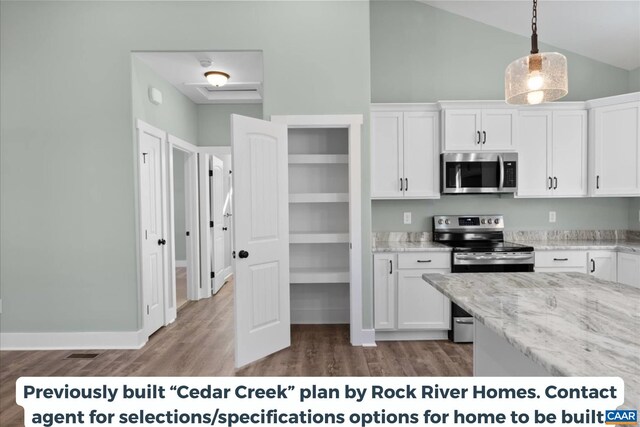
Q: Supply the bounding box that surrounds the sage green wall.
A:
[173,150,187,261]
[0,1,372,333]
[373,197,632,232]
[371,1,630,103]
[630,68,640,92]
[370,1,634,233]
[198,104,263,146]
[630,199,640,231]
[132,56,198,144]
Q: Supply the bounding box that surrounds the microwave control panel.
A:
[504,162,517,188]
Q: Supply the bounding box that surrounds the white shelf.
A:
[288,154,348,164]
[290,233,349,244]
[290,268,350,284]
[289,193,348,203]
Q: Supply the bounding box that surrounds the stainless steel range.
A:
[433,214,535,342]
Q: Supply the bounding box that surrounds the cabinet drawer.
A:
[397,252,450,269]
[535,251,586,269]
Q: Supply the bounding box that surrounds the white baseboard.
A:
[0,330,147,351]
[291,308,349,324]
[356,328,377,347]
[175,260,187,268]
[375,330,448,341]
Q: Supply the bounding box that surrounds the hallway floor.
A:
[0,280,472,425]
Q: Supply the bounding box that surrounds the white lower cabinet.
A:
[534,250,587,273]
[587,251,617,282]
[374,252,450,336]
[617,252,640,288]
[373,253,396,330]
[397,270,450,330]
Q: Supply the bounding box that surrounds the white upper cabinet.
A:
[589,96,640,197]
[517,109,587,198]
[441,105,517,152]
[371,112,403,198]
[371,106,439,199]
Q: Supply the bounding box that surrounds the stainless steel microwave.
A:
[441,152,518,194]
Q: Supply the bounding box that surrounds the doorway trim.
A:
[168,135,201,311]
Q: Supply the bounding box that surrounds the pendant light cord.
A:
[530,0,539,54]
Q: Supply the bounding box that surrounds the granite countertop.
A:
[521,240,640,254]
[372,241,452,252]
[422,272,640,409]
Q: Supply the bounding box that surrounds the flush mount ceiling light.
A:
[204,71,230,87]
[505,0,568,105]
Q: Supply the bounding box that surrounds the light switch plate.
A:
[403,212,412,225]
[549,211,557,223]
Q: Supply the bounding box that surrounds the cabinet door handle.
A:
[482,131,487,144]
[405,178,408,191]
[548,177,553,190]
[389,260,393,274]
[596,175,600,189]
[553,258,569,261]
[476,131,481,144]
[553,177,558,190]
[417,260,432,263]
[590,259,596,273]
[400,178,403,192]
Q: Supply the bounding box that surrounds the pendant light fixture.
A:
[505,0,568,105]
[205,71,230,87]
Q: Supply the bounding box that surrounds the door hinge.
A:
[211,272,215,279]
[142,153,148,164]
[232,251,236,259]
[186,231,190,236]
[146,305,149,315]
[209,170,213,177]
[229,170,232,174]
[210,221,214,228]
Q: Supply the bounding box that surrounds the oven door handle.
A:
[456,254,533,261]
[498,154,504,190]
[455,318,474,325]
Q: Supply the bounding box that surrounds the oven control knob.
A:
[487,218,493,224]
[494,218,500,225]
[445,219,451,225]
[438,219,444,225]
[481,219,486,224]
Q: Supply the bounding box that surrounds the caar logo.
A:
[605,410,638,425]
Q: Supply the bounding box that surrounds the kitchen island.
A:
[422,272,640,409]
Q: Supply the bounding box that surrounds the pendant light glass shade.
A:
[505,52,568,105]
[204,71,230,87]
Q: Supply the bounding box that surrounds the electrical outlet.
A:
[549,211,557,223]
[403,212,412,225]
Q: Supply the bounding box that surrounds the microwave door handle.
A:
[498,154,504,190]
[456,164,461,189]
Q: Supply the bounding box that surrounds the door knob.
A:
[157,239,166,246]
[238,250,249,259]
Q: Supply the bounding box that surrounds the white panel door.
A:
[593,102,640,196]
[231,114,290,368]
[403,112,439,198]
[137,122,166,337]
[443,109,481,151]
[397,270,450,330]
[371,112,403,198]
[481,109,517,151]
[373,254,396,330]
[210,155,226,294]
[617,252,640,288]
[517,111,552,197]
[588,251,617,282]
[552,110,587,197]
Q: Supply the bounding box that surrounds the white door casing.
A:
[168,135,201,304]
[137,121,167,337]
[210,156,226,293]
[231,114,290,368]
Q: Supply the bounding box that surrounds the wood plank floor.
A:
[0,280,472,425]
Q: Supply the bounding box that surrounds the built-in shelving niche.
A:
[288,128,350,324]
